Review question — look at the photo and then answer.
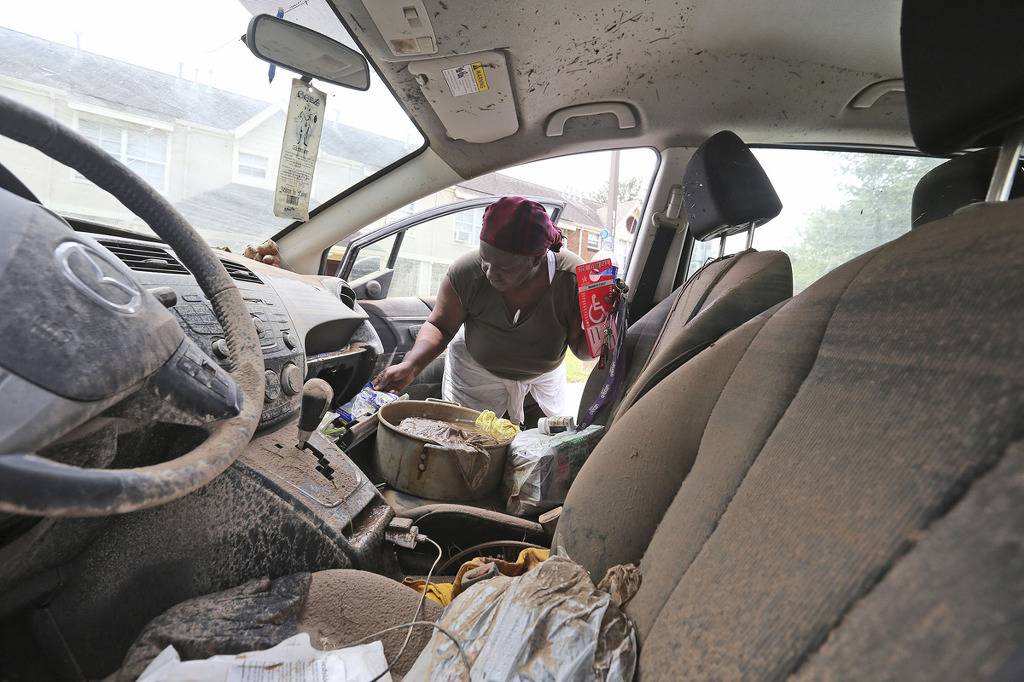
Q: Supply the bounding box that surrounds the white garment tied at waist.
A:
[442,327,566,424]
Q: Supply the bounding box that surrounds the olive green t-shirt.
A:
[447,250,584,381]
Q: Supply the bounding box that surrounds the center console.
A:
[171,283,304,428]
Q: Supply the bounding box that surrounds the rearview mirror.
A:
[245,14,371,91]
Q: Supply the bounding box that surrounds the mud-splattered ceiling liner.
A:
[332,0,912,177]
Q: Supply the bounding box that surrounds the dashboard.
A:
[85,232,374,429]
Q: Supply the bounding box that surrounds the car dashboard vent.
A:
[97,239,263,284]
[97,240,190,275]
[220,259,263,284]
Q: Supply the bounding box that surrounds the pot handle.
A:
[425,397,462,407]
[417,443,448,479]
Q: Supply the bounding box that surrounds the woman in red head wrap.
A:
[374,196,590,424]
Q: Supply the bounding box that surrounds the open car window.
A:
[686,149,944,292]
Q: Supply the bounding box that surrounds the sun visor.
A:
[408,51,519,143]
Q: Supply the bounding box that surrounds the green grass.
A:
[564,352,598,385]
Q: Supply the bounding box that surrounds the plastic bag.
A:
[335,382,398,425]
[475,410,520,441]
[503,425,604,516]
[406,555,637,681]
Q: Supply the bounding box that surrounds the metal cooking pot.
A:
[375,399,511,501]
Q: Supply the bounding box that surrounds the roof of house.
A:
[260,111,415,169]
[176,175,609,249]
[459,173,605,227]
[324,119,416,169]
[0,27,273,130]
[174,183,288,246]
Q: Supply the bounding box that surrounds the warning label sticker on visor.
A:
[442,62,490,97]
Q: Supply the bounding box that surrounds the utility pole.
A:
[607,149,620,254]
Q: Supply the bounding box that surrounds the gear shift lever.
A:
[297,378,333,448]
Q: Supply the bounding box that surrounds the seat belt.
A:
[631,185,685,322]
[631,224,675,322]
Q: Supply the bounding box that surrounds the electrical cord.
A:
[351,621,469,680]
[365,535,445,682]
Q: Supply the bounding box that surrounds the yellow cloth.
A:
[405,580,455,606]
[404,547,550,607]
[475,410,520,441]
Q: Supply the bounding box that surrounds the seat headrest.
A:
[902,0,1024,154]
[682,131,782,242]
[911,149,1024,228]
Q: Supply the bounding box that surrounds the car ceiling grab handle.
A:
[848,78,904,110]
[545,102,637,137]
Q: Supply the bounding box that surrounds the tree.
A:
[790,154,934,291]
[578,176,645,205]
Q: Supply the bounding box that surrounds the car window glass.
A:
[389,208,492,298]
[684,149,943,292]
[349,234,396,280]
[683,237,720,278]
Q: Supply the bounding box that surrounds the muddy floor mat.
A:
[116,573,311,680]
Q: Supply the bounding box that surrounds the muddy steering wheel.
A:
[0,94,265,517]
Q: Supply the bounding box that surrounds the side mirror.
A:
[245,14,371,91]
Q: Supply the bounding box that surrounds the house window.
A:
[80,119,122,156]
[238,152,268,179]
[79,118,168,191]
[586,232,600,251]
[453,208,483,245]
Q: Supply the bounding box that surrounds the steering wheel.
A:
[0,94,265,517]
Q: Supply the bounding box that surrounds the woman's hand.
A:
[373,361,419,394]
[372,277,465,395]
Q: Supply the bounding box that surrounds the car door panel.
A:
[349,268,394,301]
[360,297,442,399]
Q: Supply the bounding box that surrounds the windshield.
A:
[0,0,424,252]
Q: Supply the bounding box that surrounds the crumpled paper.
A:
[137,633,390,682]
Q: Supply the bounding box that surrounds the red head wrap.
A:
[479,196,563,257]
